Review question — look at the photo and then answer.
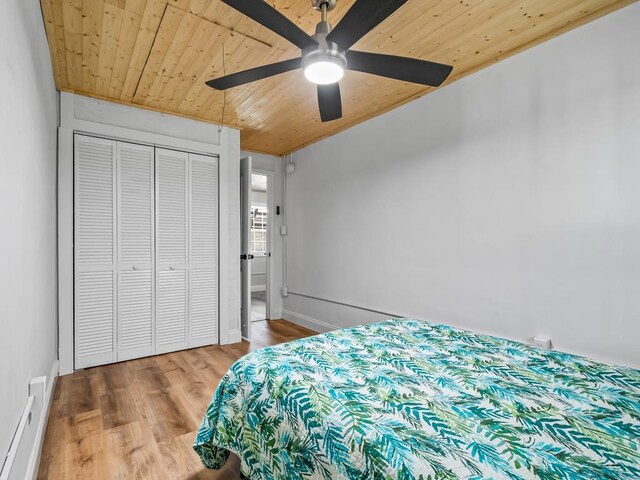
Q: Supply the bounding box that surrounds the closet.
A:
[74,134,218,368]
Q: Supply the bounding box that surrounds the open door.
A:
[240,156,252,340]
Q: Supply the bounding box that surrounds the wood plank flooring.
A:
[37,319,316,480]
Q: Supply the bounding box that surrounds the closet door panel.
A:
[157,149,188,265]
[189,154,219,347]
[189,268,217,345]
[190,155,218,263]
[119,269,153,358]
[74,135,117,368]
[117,142,155,361]
[156,148,189,353]
[118,142,154,266]
[156,269,188,352]
[76,270,115,366]
[76,137,116,265]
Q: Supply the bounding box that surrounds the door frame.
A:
[251,168,275,320]
[240,156,252,340]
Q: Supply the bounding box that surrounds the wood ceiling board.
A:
[107,6,144,98]
[95,2,124,96]
[120,0,169,101]
[186,0,212,17]
[177,22,276,121]
[143,11,203,107]
[132,5,187,104]
[40,0,65,85]
[81,0,105,93]
[40,0,635,155]
[162,20,227,112]
[61,0,83,89]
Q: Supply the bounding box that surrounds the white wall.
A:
[0,0,58,467]
[242,151,285,317]
[284,3,640,369]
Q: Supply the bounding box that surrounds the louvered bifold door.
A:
[117,142,155,361]
[155,148,189,354]
[74,135,117,368]
[189,153,219,348]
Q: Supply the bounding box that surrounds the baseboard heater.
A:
[0,376,48,480]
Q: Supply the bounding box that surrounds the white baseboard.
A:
[282,310,336,334]
[0,360,58,480]
[251,285,266,293]
[27,360,58,480]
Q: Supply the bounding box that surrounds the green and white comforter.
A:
[194,319,640,479]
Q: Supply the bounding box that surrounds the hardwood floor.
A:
[37,319,316,480]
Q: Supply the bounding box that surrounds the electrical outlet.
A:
[533,336,552,350]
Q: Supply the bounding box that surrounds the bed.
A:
[194,319,640,479]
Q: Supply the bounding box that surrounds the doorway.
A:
[240,158,274,340]
[250,172,270,322]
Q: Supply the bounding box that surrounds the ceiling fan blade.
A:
[346,51,453,87]
[317,83,342,122]
[326,0,409,51]
[206,58,302,90]
[221,0,317,50]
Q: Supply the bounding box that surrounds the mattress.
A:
[194,319,640,479]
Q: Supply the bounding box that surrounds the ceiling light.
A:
[304,60,344,85]
[302,53,346,85]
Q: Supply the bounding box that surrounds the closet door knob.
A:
[170,266,175,271]
[133,265,139,270]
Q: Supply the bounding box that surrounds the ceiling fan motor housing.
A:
[301,20,347,74]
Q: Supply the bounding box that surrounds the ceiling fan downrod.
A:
[311,0,336,31]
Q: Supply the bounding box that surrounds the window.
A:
[250,206,267,254]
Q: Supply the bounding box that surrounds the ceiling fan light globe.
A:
[304,61,344,85]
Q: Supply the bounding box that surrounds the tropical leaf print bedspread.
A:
[194,319,640,479]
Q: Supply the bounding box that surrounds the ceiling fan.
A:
[206,0,453,122]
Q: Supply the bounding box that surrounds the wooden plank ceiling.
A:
[40,0,633,155]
